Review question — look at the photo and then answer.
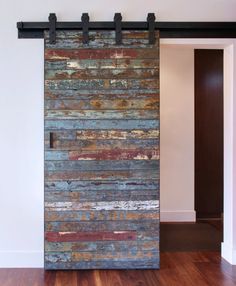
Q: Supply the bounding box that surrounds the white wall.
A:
[1,0,236,267]
[160,46,195,222]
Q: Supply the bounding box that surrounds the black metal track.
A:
[17,21,236,39]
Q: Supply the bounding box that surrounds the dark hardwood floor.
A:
[1,221,233,286]
[0,252,236,286]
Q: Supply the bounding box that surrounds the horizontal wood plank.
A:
[45,210,160,221]
[45,68,158,80]
[44,119,159,130]
[45,190,158,202]
[45,169,159,181]
[45,200,159,211]
[44,258,159,269]
[68,149,159,160]
[45,240,159,252]
[45,30,159,40]
[45,231,136,242]
[45,59,159,71]
[45,79,159,90]
[45,48,159,60]
[45,98,159,110]
[45,139,159,151]
[45,109,158,120]
[45,160,159,171]
[45,180,159,191]
[45,89,159,100]
[45,38,157,49]
[45,219,159,232]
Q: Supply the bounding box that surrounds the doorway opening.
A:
[159,39,236,263]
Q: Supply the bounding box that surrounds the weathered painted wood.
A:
[76,129,159,140]
[45,250,159,263]
[45,119,159,130]
[66,59,159,70]
[45,240,159,252]
[45,109,158,120]
[44,190,158,202]
[45,231,136,242]
[45,210,160,222]
[45,79,159,90]
[44,29,159,270]
[45,169,159,181]
[68,148,159,160]
[45,139,159,152]
[45,219,159,232]
[45,30,160,40]
[45,68,159,80]
[45,252,71,263]
[45,38,157,49]
[45,151,69,160]
[45,88,159,100]
[44,258,159,270]
[45,48,159,60]
[45,98,159,110]
[45,160,159,171]
[72,250,158,262]
[45,200,159,211]
[45,180,159,192]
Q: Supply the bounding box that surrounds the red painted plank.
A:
[45,231,136,242]
[69,149,159,160]
[45,49,158,60]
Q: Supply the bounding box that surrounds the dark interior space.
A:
[160,220,223,252]
[161,49,224,253]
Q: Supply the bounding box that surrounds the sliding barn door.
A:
[44,30,160,269]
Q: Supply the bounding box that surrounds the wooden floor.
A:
[1,252,236,286]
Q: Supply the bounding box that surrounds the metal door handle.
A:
[50,132,54,148]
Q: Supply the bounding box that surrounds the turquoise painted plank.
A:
[44,190,158,202]
[45,160,159,171]
[45,219,160,232]
[45,258,159,270]
[45,109,158,120]
[44,119,159,130]
[45,88,159,100]
[44,180,159,191]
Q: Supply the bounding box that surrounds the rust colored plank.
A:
[45,231,136,242]
[76,130,159,140]
[68,148,159,160]
[45,169,159,181]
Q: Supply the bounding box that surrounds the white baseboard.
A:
[221,242,236,265]
[0,251,43,268]
[160,210,196,222]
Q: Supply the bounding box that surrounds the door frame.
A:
[160,38,236,265]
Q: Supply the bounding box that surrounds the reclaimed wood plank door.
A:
[44,30,160,269]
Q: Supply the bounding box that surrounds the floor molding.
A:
[222,242,236,265]
[0,251,43,268]
[160,210,196,222]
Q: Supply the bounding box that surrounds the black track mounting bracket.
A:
[48,13,57,44]
[147,13,156,44]
[114,13,122,45]
[81,13,89,44]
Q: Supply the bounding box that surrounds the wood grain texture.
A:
[44,30,159,270]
